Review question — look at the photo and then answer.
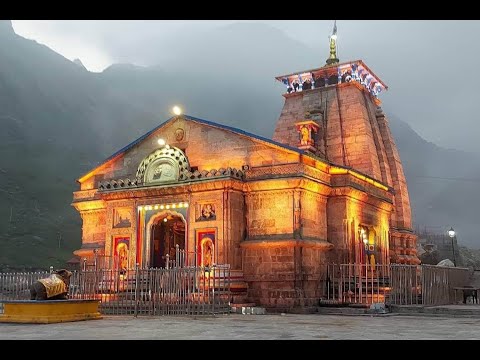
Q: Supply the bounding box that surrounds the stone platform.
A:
[0,299,102,324]
[388,304,480,317]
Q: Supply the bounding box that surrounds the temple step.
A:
[230,305,267,315]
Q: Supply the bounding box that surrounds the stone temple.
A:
[72,25,419,309]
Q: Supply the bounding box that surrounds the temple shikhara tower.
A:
[72,23,418,309]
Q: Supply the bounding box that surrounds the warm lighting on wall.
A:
[138,202,188,212]
[329,165,389,191]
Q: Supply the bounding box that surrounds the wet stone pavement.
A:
[1,313,480,340]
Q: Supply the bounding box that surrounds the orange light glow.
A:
[78,154,123,184]
[329,166,389,191]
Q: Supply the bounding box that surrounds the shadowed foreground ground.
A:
[1,314,479,340]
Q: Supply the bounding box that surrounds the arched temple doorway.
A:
[149,213,186,268]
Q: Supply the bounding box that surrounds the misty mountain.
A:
[389,117,480,244]
[73,58,87,70]
[1,20,479,268]
[0,21,157,269]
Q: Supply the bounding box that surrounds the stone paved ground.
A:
[1,314,480,339]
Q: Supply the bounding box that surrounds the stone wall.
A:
[273,82,418,264]
[189,189,225,267]
[273,84,384,181]
[80,210,106,244]
[242,243,329,310]
[227,190,246,270]
[246,190,294,240]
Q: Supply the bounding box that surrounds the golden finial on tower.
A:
[326,20,339,66]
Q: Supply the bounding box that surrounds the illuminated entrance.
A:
[150,213,186,268]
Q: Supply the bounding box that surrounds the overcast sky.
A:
[11,20,480,154]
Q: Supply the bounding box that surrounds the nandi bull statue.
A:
[30,269,73,300]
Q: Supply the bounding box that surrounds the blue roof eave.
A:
[77,114,309,182]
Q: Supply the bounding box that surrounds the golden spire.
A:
[326,20,339,66]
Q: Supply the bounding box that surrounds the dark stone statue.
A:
[30,269,73,300]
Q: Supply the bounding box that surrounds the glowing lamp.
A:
[163,218,168,223]
[448,227,457,266]
[184,203,189,208]
[154,205,159,210]
[363,237,368,245]
[448,227,455,238]
[172,106,182,116]
[138,206,143,211]
[172,204,176,209]
[166,205,170,209]
[158,138,166,147]
[160,205,165,210]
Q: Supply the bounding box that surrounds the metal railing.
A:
[69,264,231,316]
[0,261,231,316]
[0,271,50,301]
[325,263,390,305]
[324,263,470,306]
[390,264,469,306]
[86,247,191,272]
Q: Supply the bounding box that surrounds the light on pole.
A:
[448,227,457,267]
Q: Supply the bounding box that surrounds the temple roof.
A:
[78,114,392,192]
[78,115,307,182]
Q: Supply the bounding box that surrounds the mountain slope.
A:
[389,117,480,245]
[0,22,158,269]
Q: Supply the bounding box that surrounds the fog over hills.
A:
[1,20,478,268]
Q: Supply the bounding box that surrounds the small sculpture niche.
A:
[295,120,320,152]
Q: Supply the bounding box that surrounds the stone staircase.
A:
[229,270,266,315]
